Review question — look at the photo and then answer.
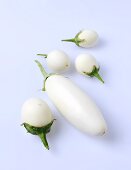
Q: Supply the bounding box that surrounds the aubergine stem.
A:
[38,132,49,150]
[93,71,104,83]
[37,54,48,58]
[61,38,75,43]
[84,66,104,83]
[35,60,49,78]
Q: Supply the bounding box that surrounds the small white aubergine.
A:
[62,29,99,48]
[35,60,107,136]
[75,53,104,83]
[37,50,70,72]
[21,98,54,149]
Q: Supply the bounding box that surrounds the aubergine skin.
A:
[45,75,107,135]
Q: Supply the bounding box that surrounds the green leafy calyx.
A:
[61,30,84,46]
[83,66,104,83]
[22,120,55,150]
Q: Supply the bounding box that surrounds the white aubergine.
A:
[35,61,107,136]
[75,53,104,83]
[37,50,70,72]
[21,98,54,150]
[62,29,98,48]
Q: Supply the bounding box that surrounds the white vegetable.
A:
[37,50,70,72]
[22,98,53,127]
[62,29,98,48]
[21,97,54,150]
[35,61,107,136]
[75,54,104,83]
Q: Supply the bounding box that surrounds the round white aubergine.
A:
[21,97,54,150]
[75,54,104,83]
[35,60,107,136]
[37,50,70,72]
[62,29,98,48]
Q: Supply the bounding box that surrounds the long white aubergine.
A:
[35,60,107,136]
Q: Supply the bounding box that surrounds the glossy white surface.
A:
[46,50,70,72]
[75,53,99,74]
[0,0,131,170]
[78,30,99,47]
[21,98,53,127]
[46,75,107,135]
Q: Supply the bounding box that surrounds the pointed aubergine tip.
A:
[94,124,107,136]
[101,126,108,136]
[101,130,106,135]
[96,130,107,136]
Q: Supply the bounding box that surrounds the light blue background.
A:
[0,0,131,170]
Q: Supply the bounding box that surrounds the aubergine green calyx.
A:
[62,29,99,48]
[75,54,104,83]
[21,98,54,150]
